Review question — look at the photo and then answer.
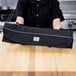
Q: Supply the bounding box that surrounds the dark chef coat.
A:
[16,0,64,28]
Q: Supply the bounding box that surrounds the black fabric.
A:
[16,0,64,28]
[3,23,73,48]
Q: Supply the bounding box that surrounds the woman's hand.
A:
[53,18,63,29]
[16,16,24,25]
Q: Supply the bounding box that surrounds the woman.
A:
[16,0,64,29]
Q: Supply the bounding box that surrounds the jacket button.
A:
[37,0,40,1]
[36,25,39,27]
[36,14,39,17]
[37,4,39,7]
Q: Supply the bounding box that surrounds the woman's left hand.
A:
[53,24,63,29]
[53,18,63,30]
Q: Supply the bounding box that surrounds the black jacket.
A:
[16,0,64,28]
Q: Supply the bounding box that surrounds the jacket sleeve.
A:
[16,0,27,18]
[52,0,64,21]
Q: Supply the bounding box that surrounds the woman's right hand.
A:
[16,16,24,25]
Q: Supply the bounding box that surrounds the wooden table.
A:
[0,33,76,76]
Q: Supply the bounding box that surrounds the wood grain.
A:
[0,33,76,76]
[0,72,76,76]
